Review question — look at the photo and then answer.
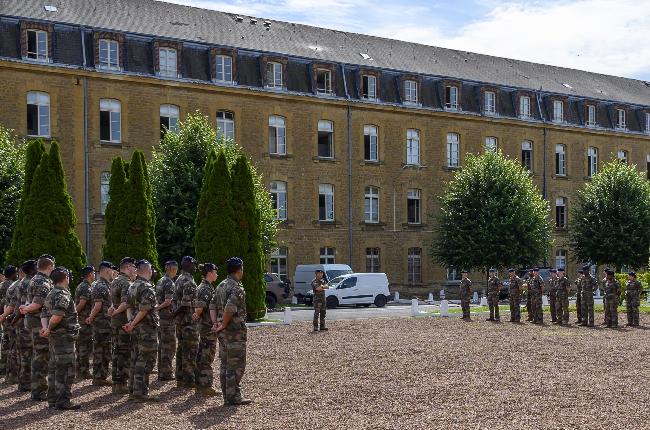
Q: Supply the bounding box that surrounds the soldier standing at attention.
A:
[555,268,571,325]
[604,269,621,328]
[155,260,178,380]
[507,269,524,323]
[108,257,136,394]
[525,268,534,321]
[20,254,55,401]
[74,265,95,379]
[13,260,37,392]
[580,265,597,327]
[41,267,81,410]
[625,272,642,327]
[486,268,501,322]
[0,266,11,376]
[548,268,558,323]
[601,268,610,325]
[574,270,584,324]
[1,266,26,386]
[193,263,221,396]
[459,270,472,321]
[0,266,19,383]
[311,269,329,332]
[530,268,544,324]
[212,257,251,406]
[86,261,113,386]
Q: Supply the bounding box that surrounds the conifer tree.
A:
[102,156,129,264]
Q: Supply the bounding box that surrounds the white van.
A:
[293,264,353,301]
[309,273,390,309]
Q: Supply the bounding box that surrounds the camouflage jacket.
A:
[487,276,501,294]
[174,271,197,326]
[311,278,328,301]
[91,277,112,328]
[25,272,53,328]
[131,276,159,328]
[459,278,472,299]
[604,278,621,299]
[530,275,544,294]
[19,275,33,304]
[111,273,132,326]
[43,285,79,337]
[548,277,558,292]
[6,277,26,309]
[581,274,598,294]
[155,274,175,323]
[74,279,94,322]
[556,276,571,297]
[0,278,12,309]
[212,275,247,341]
[626,279,643,296]
[574,277,583,292]
[195,279,215,329]
[508,276,524,297]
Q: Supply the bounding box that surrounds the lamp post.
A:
[392,164,413,232]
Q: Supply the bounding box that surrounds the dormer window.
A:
[616,109,626,130]
[99,39,119,70]
[404,80,418,104]
[362,75,376,100]
[646,113,650,133]
[316,69,332,95]
[216,55,233,83]
[520,96,531,118]
[159,48,177,77]
[266,62,282,88]
[26,30,48,61]
[446,86,458,110]
[553,100,564,122]
[484,91,496,114]
[586,105,596,126]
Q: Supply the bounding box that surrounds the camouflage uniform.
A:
[25,272,53,398]
[530,274,544,323]
[130,276,159,396]
[555,275,571,324]
[195,279,217,389]
[312,277,328,330]
[175,271,199,385]
[126,280,139,393]
[574,276,583,323]
[91,277,112,379]
[213,275,248,404]
[580,273,597,326]
[604,277,621,328]
[43,283,79,408]
[0,278,12,375]
[601,277,608,325]
[548,276,558,322]
[626,278,643,326]
[459,278,472,320]
[524,275,533,321]
[3,279,19,382]
[14,275,34,390]
[155,273,176,379]
[486,275,501,321]
[508,276,524,322]
[74,279,94,376]
[110,273,132,386]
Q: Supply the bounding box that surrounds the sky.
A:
[160,0,650,81]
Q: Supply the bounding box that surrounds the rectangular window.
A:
[320,247,335,264]
[447,133,460,167]
[364,125,378,161]
[159,48,177,77]
[269,116,286,154]
[445,86,458,109]
[270,181,287,220]
[362,75,376,100]
[217,111,235,142]
[617,109,626,129]
[26,91,50,137]
[521,140,533,171]
[365,247,380,273]
[318,120,334,158]
[100,99,121,142]
[618,150,628,164]
[316,69,332,94]
[406,129,420,165]
[216,55,233,83]
[484,91,496,114]
[520,96,531,118]
[100,171,111,215]
[407,248,422,283]
[364,186,379,223]
[270,247,288,282]
[266,62,282,88]
[555,197,566,228]
[485,137,497,153]
[555,250,567,269]
[26,30,48,60]
[587,105,596,126]
[553,100,564,122]
[99,39,119,69]
[160,104,179,139]
[404,80,417,104]
[555,144,566,175]
[407,189,421,224]
[587,147,598,177]
[318,184,335,221]
[446,268,462,282]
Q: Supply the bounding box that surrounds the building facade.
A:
[1,0,650,294]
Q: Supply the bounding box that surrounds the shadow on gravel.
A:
[190,405,237,429]
[167,390,208,415]
[0,398,58,428]
[72,384,101,397]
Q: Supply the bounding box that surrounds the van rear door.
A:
[336,276,359,305]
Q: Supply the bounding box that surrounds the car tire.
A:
[265,294,277,310]
[374,295,387,308]
[326,296,338,309]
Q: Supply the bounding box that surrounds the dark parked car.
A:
[265,273,290,309]
[498,269,552,300]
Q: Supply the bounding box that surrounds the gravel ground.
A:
[1,311,649,429]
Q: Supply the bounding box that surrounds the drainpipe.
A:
[543,127,547,200]
[341,65,353,270]
[81,26,90,263]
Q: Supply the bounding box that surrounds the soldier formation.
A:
[0,254,250,410]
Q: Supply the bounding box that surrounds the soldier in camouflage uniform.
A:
[109,257,136,394]
[530,268,544,324]
[123,260,160,403]
[580,265,597,327]
[604,269,621,328]
[12,260,37,392]
[459,270,472,321]
[193,263,221,396]
[507,268,524,323]
[155,260,177,380]
[0,268,5,375]
[19,254,55,401]
[311,269,329,331]
[212,257,251,405]
[0,266,18,382]
[41,267,81,410]
[86,261,113,386]
[486,268,501,321]
[601,268,610,325]
[525,268,534,321]
[74,266,95,379]
[548,269,558,323]
[625,272,642,327]
[170,256,199,388]
[574,270,583,324]
[555,268,571,325]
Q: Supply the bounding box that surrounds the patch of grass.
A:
[258,318,284,323]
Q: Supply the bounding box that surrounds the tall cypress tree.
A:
[102,156,129,263]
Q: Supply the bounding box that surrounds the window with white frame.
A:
[318,184,335,221]
[217,111,235,142]
[485,137,497,153]
[215,55,233,83]
[447,133,460,167]
[266,62,282,88]
[362,75,376,100]
[521,140,533,171]
[270,247,288,281]
[646,113,650,133]
[159,48,177,77]
[160,104,179,139]
[365,247,380,273]
[618,150,628,164]
[100,99,121,142]
[617,109,626,129]
[553,100,564,122]
[320,247,335,264]
[26,91,50,137]
[406,129,420,165]
[407,248,422,283]
[404,80,417,104]
[316,69,331,94]
[520,96,531,118]
[99,39,119,69]
[555,197,566,228]
[587,105,596,126]
[100,171,111,215]
[270,181,287,220]
[318,120,333,158]
[555,144,566,175]
[647,154,650,180]
[364,125,378,161]
[484,91,496,114]
[407,189,421,224]
[587,147,598,177]
[364,186,379,223]
[26,30,48,60]
[269,116,286,154]
[555,250,567,269]
[446,268,463,281]
[446,86,458,109]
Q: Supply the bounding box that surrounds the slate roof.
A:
[2,0,650,107]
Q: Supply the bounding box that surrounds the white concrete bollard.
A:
[394,291,399,302]
[283,306,292,324]
[411,299,419,315]
[473,292,478,302]
[428,292,434,301]
[480,296,488,306]
[440,289,445,299]
[595,289,601,298]
[482,289,486,297]
[542,295,548,306]
[291,296,298,304]
[440,300,449,317]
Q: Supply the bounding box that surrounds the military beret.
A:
[3,265,17,276]
[21,260,37,268]
[203,263,217,272]
[226,257,243,272]
[315,269,324,273]
[99,261,112,269]
[532,267,539,271]
[135,259,150,268]
[508,268,515,272]
[182,256,198,265]
[461,270,468,273]
[605,269,614,275]
[629,271,636,277]
[111,264,118,271]
[488,268,495,272]
[557,268,565,272]
[165,260,179,266]
[528,268,534,272]
[81,265,95,272]
[582,265,590,270]
[227,257,243,265]
[39,254,55,262]
[51,266,69,276]
[578,270,583,274]
[120,257,136,265]
[549,268,556,273]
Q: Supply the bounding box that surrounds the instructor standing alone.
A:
[311,269,329,332]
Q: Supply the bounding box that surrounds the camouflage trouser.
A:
[157,323,176,378]
[16,326,33,389]
[47,334,76,407]
[30,326,50,396]
[197,327,217,388]
[133,325,158,396]
[603,296,608,323]
[219,338,246,403]
[575,288,582,322]
[460,297,470,319]
[4,324,18,380]
[605,297,619,327]
[92,327,112,379]
[313,300,326,328]
[526,294,533,320]
[530,290,543,323]
[581,290,594,325]
[0,322,7,373]
[111,325,131,385]
[175,324,183,381]
[128,332,137,392]
[509,294,521,322]
[180,324,199,384]
[555,291,569,323]
[626,293,640,325]
[75,325,93,375]
[487,291,499,319]
[549,292,557,321]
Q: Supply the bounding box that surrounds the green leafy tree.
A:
[0,127,27,263]
[430,150,552,273]
[568,158,650,271]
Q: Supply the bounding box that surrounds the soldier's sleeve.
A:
[32,280,51,305]
[225,285,244,314]
[194,286,209,309]
[138,287,155,312]
[52,292,70,317]
[120,281,130,304]
[310,279,319,289]
[92,285,103,303]
[20,283,29,303]
[181,279,195,306]
[209,288,220,310]
[164,278,175,299]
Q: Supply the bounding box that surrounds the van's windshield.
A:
[327,275,349,288]
[326,270,353,282]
